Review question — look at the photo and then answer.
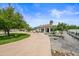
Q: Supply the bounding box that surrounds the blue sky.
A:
[0,3,79,27]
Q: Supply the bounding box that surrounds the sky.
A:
[0,3,79,27]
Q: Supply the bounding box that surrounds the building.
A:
[33,20,53,33]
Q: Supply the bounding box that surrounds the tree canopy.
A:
[52,22,79,31]
[0,4,31,36]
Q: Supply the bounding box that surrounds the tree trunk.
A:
[7,29,10,36]
[4,30,7,35]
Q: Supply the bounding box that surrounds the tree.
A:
[0,8,7,34]
[0,4,30,36]
[56,22,68,31]
[52,22,79,32]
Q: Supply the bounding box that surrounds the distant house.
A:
[33,20,53,33]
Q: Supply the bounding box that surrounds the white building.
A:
[34,20,53,33]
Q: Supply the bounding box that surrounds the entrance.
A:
[46,28,49,32]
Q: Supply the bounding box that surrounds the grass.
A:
[0,33,30,45]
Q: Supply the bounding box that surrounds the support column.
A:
[49,28,51,33]
[44,28,46,33]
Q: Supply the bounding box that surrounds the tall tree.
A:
[0,4,30,36]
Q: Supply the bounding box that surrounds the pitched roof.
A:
[39,24,53,28]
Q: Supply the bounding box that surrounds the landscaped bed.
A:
[0,33,30,45]
[51,48,79,56]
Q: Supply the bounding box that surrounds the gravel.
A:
[50,31,79,56]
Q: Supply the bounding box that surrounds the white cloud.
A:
[50,9,62,18]
[49,6,79,19]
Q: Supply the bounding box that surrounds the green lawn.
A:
[0,33,30,45]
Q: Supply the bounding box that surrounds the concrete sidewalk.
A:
[0,33,51,56]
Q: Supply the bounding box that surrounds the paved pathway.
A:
[0,33,51,56]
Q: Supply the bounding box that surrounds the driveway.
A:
[0,33,51,56]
